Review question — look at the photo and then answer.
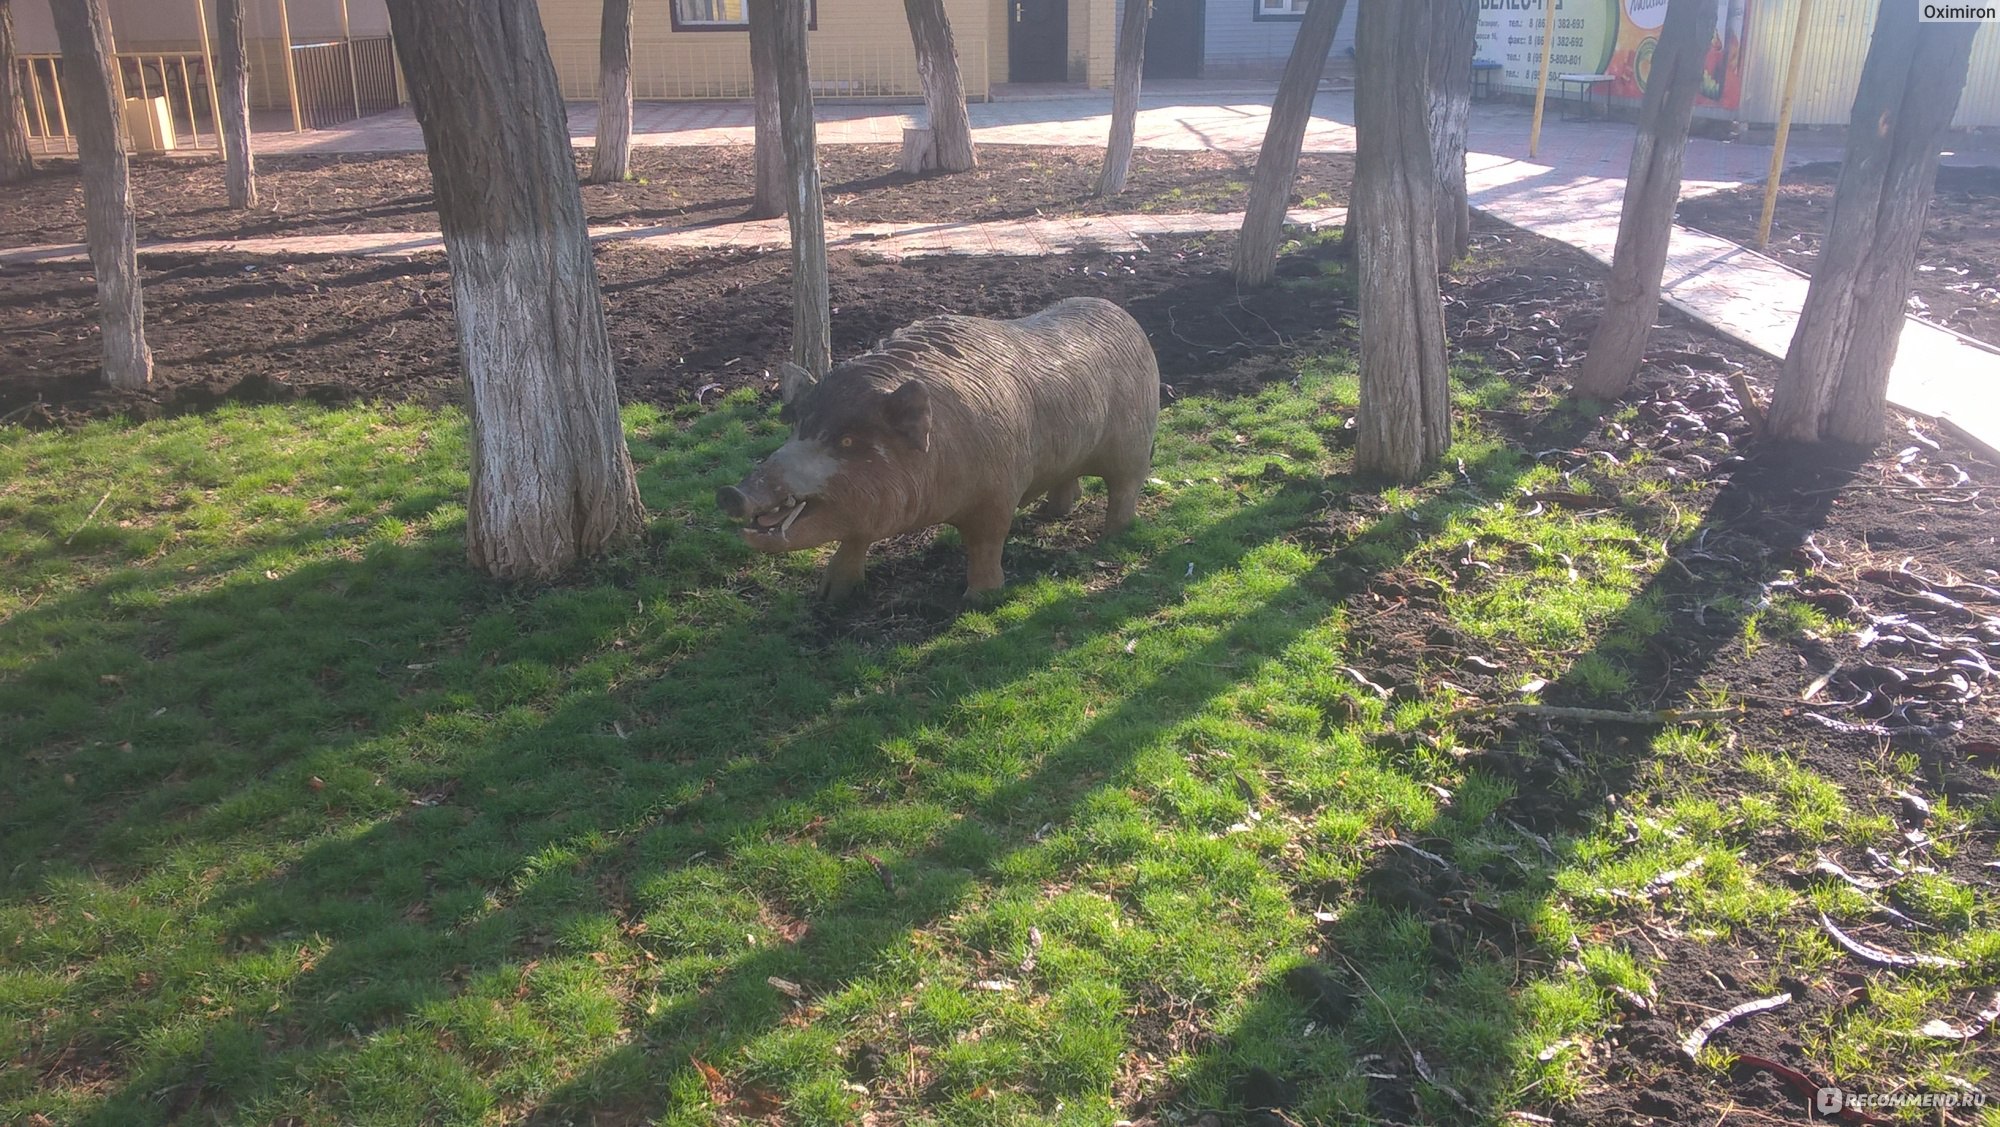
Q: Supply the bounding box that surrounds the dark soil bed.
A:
[4,217,1998,1125]
[0,233,1354,426]
[0,144,1352,247]
[1677,162,2000,347]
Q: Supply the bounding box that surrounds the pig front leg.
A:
[955,502,1014,597]
[818,540,872,601]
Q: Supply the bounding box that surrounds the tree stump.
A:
[902,0,974,172]
[899,126,936,175]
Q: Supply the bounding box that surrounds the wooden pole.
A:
[1755,0,1814,249]
[1528,0,1556,157]
[337,0,359,119]
[276,0,302,131]
[193,0,222,146]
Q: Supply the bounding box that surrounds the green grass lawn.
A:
[3,349,1996,1124]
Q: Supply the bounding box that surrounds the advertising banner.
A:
[1474,0,1749,112]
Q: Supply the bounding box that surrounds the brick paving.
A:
[0,206,1346,266]
[14,87,1997,453]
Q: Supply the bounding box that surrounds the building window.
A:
[1252,0,1309,20]
[669,0,817,31]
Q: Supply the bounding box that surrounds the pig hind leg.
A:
[1036,478,1082,520]
[818,540,872,601]
[1103,475,1140,537]
[1098,441,1152,537]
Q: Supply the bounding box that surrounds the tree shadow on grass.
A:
[1170,436,1866,1124]
[7,408,1552,1126]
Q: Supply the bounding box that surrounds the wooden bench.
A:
[1556,73,1616,121]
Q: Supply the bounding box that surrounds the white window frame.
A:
[1254,0,1311,19]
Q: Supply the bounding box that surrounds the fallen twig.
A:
[1732,1054,1891,1125]
[1337,953,1475,1115]
[1437,703,1744,725]
[1681,992,1791,1060]
[1816,910,1963,969]
[64,488,113,545]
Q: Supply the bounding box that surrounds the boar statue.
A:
[717,297,1161,600]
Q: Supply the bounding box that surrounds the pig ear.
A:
[884,380,931,452]
[778,361,818,404]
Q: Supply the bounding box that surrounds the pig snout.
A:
[715,485,754,520]
[717,459,818,549]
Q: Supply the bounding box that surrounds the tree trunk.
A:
[902,0,974,173]
[1426,0,1475,260]
[1354,0,1449,482]
[1571,0,1717,400]
[216,0,256,208]
[755,0,831,376]
[51,0,151,389]
[1233,0,1346,287]
[1096,0,1149,196]
[1766,4,1977,445]
[1,0,33,182]
[587,0,632,183]
[384,0,644,579]
[747,0,785,218]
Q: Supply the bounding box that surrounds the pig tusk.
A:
[778,501,806,537]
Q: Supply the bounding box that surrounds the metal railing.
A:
[17,51,223,154]
[287,35,397,129]
[17,35,401,153]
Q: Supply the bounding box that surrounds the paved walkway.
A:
[13,89,1998,453]
[0,206,1346,265]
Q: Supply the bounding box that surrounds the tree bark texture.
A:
[216,0,256,207]
[384,0,644,579]
[1766,5,1977,445]
[1233,0,1345,287]
[754,0,831,376]
[1426,0,1475,259]
[1572,0,1717,400]
[1096,0,1149,196]
[51,0,152,389]
[1,0,33,182]
[588,0,632,183]
[747,0,785,218]
[902,0,975,173]
[1354,0,1450,482]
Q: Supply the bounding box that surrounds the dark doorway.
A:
[1008,0,1069,83]
[1144,0,1203,79]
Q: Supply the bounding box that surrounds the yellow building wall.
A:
[989,0,1010,87]
[538,0,992,101]
[1065,0,1112,87]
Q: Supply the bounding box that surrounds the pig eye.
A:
[840,436,854,448]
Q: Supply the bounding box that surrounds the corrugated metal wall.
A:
[1202,1,1358,80]
[1739,0,2000,128]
